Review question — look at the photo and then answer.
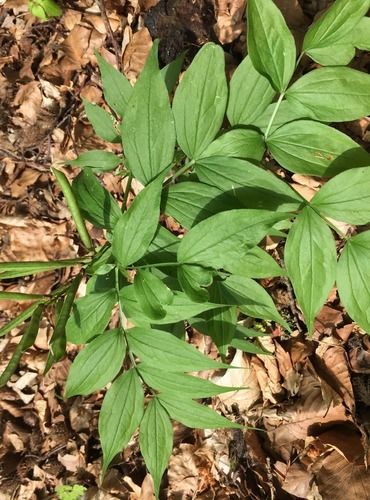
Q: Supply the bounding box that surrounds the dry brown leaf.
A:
[314,346,355,413]
[13,81,42,125]
[316,450,370,498]
[281,462,314,498]
[213,0,246,44]
[168,443,199,497]
[123,27,153,83]
[217,350,261,413]
[264,361,349,461]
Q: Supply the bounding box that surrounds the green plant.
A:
[2,0,370,496]
[56,484,86,500]
[28,0,62,20]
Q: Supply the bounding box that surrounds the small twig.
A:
[96,0,121,70]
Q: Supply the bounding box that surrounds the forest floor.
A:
[1,0,370,498]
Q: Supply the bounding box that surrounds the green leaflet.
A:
[267,120,370,177]
[0,257,89,280]
[227,55,276,125]
[161,182,241,230]
[346,17,370,51]
[112,175,163,268]
[65,150,122,173]
[195,156,303,213]
[119,285,223,325]
[139,398,173,499]
[158,393,244,429]
[126,327,231,371]
[44,272,83,374]
[225,246,286,279]
[304,44,355,66]
[285,206,337,336]
[99,369,144,475]
[0,302,42,337]
[72,169,122,230]
[203,280,237,357]
[65,329,125,397]
[160,50,187,93]
[133,270,174,320]
[83,98,120,143]
[337,231,370,332]
[311,167,370,225]
[199,128,265,162]
[247,0,296,92]
[122,40,175,185]
[303,0,370,52]
[177,209,290,269]
[218,275,290,331]
[285,67,370,122]
[177,264,213,303]
[172,43,228,158]
[0,305,43,386]
[95,50,132,117]
[66,289,117,344]
[138,364,242,399]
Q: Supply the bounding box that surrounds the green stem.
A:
[264,92,285,139]
[52,168,94,251]
[163,159,195,188]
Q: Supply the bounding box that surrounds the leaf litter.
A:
[1,0,370,497]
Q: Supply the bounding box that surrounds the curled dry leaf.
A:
[213,0,246,44]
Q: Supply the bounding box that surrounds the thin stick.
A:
[96,0,121,70]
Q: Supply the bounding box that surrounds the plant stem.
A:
[132,261,179,270]
[52,168,94,251]
[163,159,195,188]
[264,92,285,139]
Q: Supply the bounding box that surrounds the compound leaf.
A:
[285,206,337,336]
[247,0,296,92]
[99,369,144,475]
[65,329,125,397]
